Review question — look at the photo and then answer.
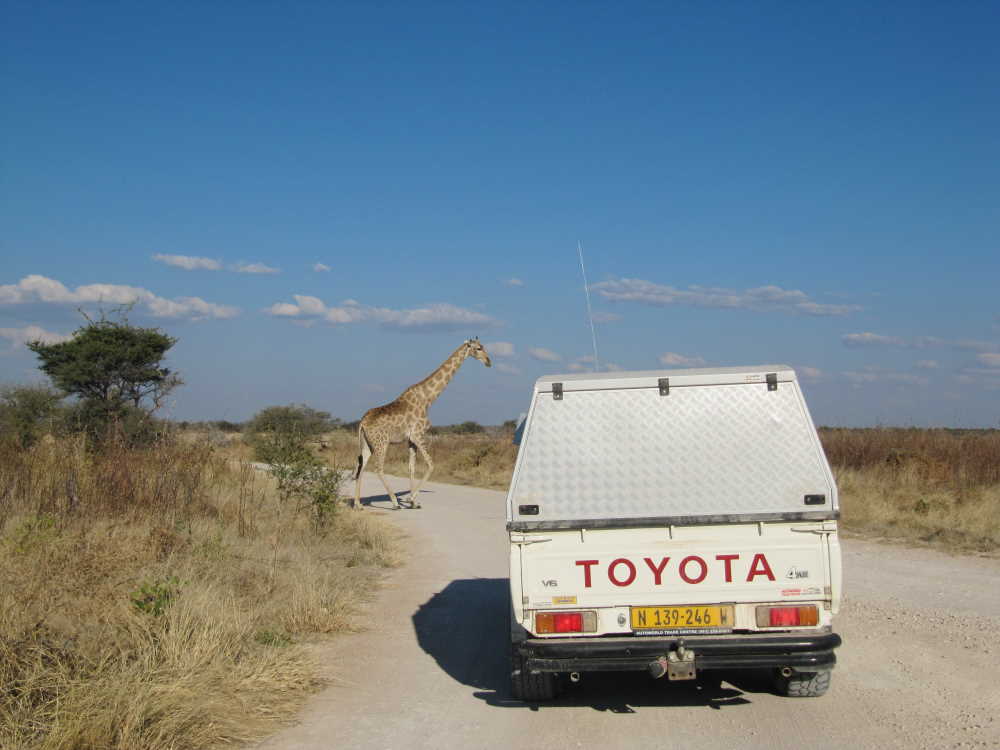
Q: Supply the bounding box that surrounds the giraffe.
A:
[353,338,492,509]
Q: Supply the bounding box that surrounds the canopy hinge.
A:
[766,372,778,391]
[658,377,670,396]
[552,382,563,400]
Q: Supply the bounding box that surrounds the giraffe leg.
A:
[353,455,366,510]
[353,430,372,509]
[372,442,401,509]
[407,441,418,508]
[407,437,434,509]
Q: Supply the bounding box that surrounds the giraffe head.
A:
[465,337,492,368]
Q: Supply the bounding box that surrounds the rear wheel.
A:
[772,669,831,697]
[510,647,559,701]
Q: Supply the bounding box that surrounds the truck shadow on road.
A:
[413,578,772,713]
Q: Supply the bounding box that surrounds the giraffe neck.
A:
[404,344,468,407]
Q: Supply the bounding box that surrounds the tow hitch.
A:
[649,644,696,681]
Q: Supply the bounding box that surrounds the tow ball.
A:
[649,645,697,681]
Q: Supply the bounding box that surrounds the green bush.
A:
[245,404,338,438]
[0,384,64,448]
[131,576,182,616]
[60,398,166,448]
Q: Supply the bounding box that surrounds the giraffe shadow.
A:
[356,489,433,509]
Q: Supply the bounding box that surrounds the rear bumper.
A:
[517,631,841,674]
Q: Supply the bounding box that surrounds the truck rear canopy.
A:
[507,366,837,529]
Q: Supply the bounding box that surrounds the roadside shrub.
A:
[249,427,316,466]
[0,384,64,448]
[245,404,339,438]
[60,398,168,448]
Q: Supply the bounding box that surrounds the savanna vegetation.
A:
[1,315,398,749]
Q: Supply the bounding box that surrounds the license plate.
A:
[631,605,734,633]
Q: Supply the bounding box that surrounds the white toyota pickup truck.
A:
[507,366,842,700]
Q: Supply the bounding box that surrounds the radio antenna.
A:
[577,240,600,372]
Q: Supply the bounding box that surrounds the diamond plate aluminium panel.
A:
[506,377,836,524]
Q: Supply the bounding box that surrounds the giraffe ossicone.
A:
[353,338,492,510]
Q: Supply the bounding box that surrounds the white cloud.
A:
[152,254,284,275]
[325,305,369,324]
[842,333,997,352]
[503,278,524,287]
[370,303,498,330]
[292,295,326,316]
[233,262,279,274]
[592,278,861,317]
[152,254,222,271]
[977,353,1000,368]
[0,274,239,320]
[528,347,561,362]
[266,294,500,332]
[568,356,622,372]
[0,325,72,347]
[659,352,706,367]
[798,366,823,380]
[843,370,930,387]
[267,302,301,317]
[915,360,939,370]
[485,341,515,358]
[496,363,521,375]
[841,332,906,348]
[956,339,997,352]
[313,263,331,272]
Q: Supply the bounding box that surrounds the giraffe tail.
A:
[355,426,372,480]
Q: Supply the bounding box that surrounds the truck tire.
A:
[510,648,559,701]
[772,669,831,697]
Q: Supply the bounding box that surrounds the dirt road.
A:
[257,475,1000,750]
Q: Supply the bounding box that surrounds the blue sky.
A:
[2,2,998,427]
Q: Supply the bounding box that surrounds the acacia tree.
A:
[27,311,183,416]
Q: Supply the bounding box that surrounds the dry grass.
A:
[271,425,1000,555]
[820,428,1000,553]
[0,435,399,750]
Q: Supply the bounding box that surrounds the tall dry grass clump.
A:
[0,433,398,750]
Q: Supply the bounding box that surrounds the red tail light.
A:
[534,610,597,634]
[554,612,582,632]
[770,608,800,626]
[756,605,819,628]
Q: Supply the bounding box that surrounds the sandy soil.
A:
[256,475,1000,750]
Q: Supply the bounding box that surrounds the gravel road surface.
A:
[257,475,1000,750]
